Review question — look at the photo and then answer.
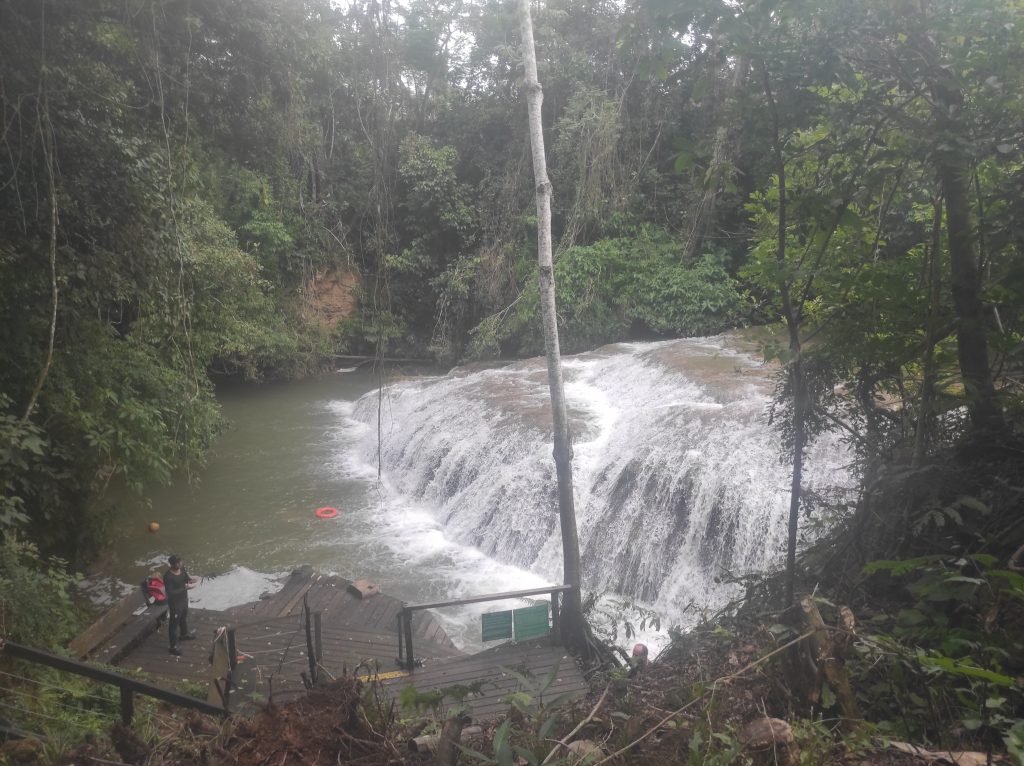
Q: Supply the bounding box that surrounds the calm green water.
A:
[102,367,551,648]
[108,370,382,583]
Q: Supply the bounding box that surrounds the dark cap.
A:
[168,554,181,567]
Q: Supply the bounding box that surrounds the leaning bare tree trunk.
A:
[518,0,586,651]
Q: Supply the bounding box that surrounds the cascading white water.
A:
[348,334,849,630]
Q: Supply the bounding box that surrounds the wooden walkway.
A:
[76,567,588,721]
[382,641,583,721]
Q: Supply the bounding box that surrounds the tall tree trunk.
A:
[903,7,1005,435]
[22,2,58,424]
[684,54,748,262]
[912,197,944,467]
[761,60,805,607]
[518,0,586,650]
[937,141,1003,433]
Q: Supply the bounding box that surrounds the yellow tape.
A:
[357,669,409,681]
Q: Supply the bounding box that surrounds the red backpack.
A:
[143,575,166,604]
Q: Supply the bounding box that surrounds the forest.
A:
[1,0,1022,762]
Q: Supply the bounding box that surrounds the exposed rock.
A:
[566,739,603,763]
[739,717,794,749]
[740,717,798,765]
[304,267,359,329]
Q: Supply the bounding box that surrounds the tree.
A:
[517,0,586,650]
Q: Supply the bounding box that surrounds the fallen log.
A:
[889,741,1011,765]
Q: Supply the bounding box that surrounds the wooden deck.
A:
[382,641,585,721]
[77,567,588,721]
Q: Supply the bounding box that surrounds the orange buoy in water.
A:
[148,521,160,533]
[315,506,339,519]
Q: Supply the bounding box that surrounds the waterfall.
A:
[348,334,849,627]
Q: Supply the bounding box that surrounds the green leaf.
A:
[863,556,942,576]
[456,744,497,763]
[918,654,1015,686]
[838,208,865,233]
[673,151,694,173]
[820,682,836,708]
[539,659,561,695]
[513,746,540,766]
[896,608,929,626]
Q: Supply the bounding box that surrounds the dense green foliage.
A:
[0,0,1022,756]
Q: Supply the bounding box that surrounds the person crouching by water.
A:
[165,554,198,656]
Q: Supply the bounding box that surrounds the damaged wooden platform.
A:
[85,567,459,686]
[381,640,587,721]
[76,567,588,721]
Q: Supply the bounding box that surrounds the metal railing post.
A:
[120,687,134,725]
[396,612,405,666]
[403,607,416,670]
[226,628,237,670]
[550,589,561,645]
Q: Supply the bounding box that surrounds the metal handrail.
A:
[396,584,577,670]
[1,639,226,725]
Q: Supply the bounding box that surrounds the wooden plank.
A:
[93,603,167,666]
[69,588,146,659]
[348,593,384,628]
[372,595,403,630]
[228,567,311,619]
[422,618,447,645]
[307,581,346,615]
[277,572,322,617]
[358,592,394,627]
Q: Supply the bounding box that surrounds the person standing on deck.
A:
[164,554,197,656]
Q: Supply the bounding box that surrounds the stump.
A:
[785,596,860,726]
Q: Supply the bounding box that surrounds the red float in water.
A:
[315,506,339,519]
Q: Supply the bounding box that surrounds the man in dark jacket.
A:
[164,554,197,656]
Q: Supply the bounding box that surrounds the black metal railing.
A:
[395,584,577,671]
[1,639,226,725]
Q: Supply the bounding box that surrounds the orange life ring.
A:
[315,506,339,519]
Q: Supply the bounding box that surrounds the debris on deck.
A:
[74,567,589,721]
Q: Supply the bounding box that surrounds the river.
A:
[99,333,850,652]
[101,366,556,649]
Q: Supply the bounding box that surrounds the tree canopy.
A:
[0,0,1021,630]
